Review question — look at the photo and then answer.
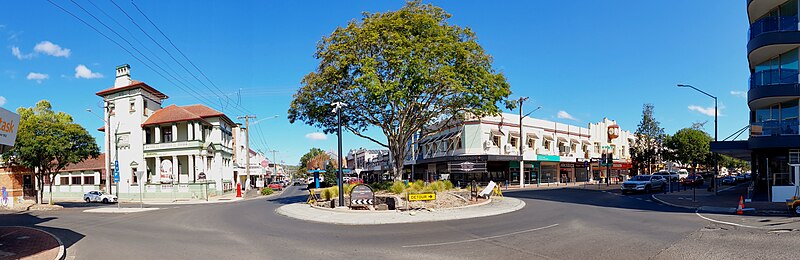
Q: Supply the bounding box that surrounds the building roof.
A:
[62,153,106,172]
[95,81,168,99]
[142,104,234,127]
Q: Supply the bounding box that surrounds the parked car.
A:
[621,175,667,194]
[721,176,737,185]
[735,174,748,182]
[268,182,284,191]
[680,174,705,186]
[677,169,689,180]
[84,190,117,203]
[653,171,680,181]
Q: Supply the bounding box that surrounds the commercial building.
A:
[713,0,800,202]
[346,148,390,181]
[403,113,634,187]
[96,64,236,200]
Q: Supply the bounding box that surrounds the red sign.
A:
[261,160,269,168]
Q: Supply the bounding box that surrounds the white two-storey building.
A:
[96,64,235,200]
[404,113,634,187]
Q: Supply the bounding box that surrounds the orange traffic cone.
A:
[737,196,744,215]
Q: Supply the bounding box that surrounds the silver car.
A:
[621,175,667,194]
[84,190,118,203]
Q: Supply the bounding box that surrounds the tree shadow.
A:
[267,194,310,205]
[0,213,85,259]
[504,188,695,214]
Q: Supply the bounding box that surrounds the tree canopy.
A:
[664,128,711,171]
[289,1,512,179]
[630,104,665,174]
[2,100,100,204]
[298,148,326,175]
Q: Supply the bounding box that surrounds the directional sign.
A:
[351,199,374,205]
[113,160,120,183]
[408,193,436,201]
[349,184,375,207]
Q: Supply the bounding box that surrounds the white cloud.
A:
[74,64,103,79]
[688,105,720,117]
[0,96,6,107]
[305,132,327,141]
[730,91,746,98]
[26,72,49,83]
[33,41,70,57]
[11,46,33,60]
[557,110,577,121]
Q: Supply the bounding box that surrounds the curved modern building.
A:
[738,0,800,201]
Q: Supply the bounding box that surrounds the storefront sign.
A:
[559,162,575,168]
[349,184,374,206]
[161,184,173,192]
[408,193,436,201]
[448,161,487,173]
[160,160,173,184]
[178,184,189,192]
[0,107,20,147]
[536,154,560,162]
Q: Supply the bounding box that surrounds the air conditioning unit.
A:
[504,144,515,154]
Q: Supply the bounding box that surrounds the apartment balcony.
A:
[144,140,203,152]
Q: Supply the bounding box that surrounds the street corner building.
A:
[713,0,800,202]
[402,113,635,187]
[93,64,238,201]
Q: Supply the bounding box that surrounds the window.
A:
[143,100,148,116]
[71,176,82,185]
[83,176,95,185]
[527,137,535,148]
[43,176,51,185]
[109,103,116,115]
[131,168,138,184]
[455,137,463,150]
[60,177,69,185]
[509,136,519,148]
[130,99,136,112]
[543,140,551,151]
[753,48,799,87]
[571,143,578,154]
[438,141,446,152]
[491,135,501,147]
[163,128,173,142]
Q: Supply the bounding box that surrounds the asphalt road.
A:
[1,184,797,259]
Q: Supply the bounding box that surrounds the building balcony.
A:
[749,70,799,90]
[143,140,203,152]
[749,15,798,40]
[750,120,799,137]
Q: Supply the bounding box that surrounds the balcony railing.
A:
[751,120,799,136]
[144,140,203,151]
[749,15,799,40]
[749,69,799,89]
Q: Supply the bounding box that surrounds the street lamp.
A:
[332,102,348,207]
[677,84,718,195]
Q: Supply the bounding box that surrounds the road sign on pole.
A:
[135,171,144,208]
[113,160,120,183]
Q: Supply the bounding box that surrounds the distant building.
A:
[403,113,634,186]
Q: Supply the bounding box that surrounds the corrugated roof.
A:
[62,154,106,172]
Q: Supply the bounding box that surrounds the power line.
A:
[47,0,225,114]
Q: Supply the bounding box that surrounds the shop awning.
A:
[570,137,580,143]
[509,131,520,137]
[527,132,539,139]
[542,135,554,141]
[557,136,568,142]
[490,129,505,136]
[581,139,591,145]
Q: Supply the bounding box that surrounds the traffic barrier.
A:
[737,196,744,215]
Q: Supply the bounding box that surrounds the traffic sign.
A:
[349,184,375,207]
[113,160,120,183]
[408,193,436,201]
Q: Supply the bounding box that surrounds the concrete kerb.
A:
[308,197,494,213]
[650,194,699,210]
[138,188,282,205]
[277,197,525,225]
[13,226,65,260]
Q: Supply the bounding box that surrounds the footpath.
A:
[651,182,789,216]
[277,197,525,225]
[0,226,63,260]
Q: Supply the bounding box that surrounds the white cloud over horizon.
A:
[557,110,577,121]
[74,64,103,79]
[26,72,48,83]
[305,132,327,141]
[730,90,746,98]
[33,41,70,57]
[688,105,721,117]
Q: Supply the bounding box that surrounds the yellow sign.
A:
[408,193,436,201]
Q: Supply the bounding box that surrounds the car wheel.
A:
[102,198,108,203]
[795,206,800,216]
[85,197,91,203]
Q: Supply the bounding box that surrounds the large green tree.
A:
[289,1,512,180]
[2,100,100,204]
[630,104,665,174]
[664,128,711,172]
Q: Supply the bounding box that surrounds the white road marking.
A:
[401,224,559,248]
[694,209,763,229]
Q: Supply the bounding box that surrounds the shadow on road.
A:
[505,188,695,214]
[0,213,85,258]
[267,195,308,205]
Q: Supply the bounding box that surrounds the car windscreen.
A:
[631,176,650,181]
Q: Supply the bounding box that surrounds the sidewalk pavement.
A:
[651,182,790,216]
[276,197,525,225]
[502,182,623,192]
[49,188,268,206]
[0,226,64,260]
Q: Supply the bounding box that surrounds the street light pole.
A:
[518,97,528,189]
[677,84,718,195]
[332,102,348,207]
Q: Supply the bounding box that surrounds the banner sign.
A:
[0,107,20,147]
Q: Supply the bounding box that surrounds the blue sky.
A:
[0,1,749,165]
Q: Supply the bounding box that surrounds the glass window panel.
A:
[771,58,781,84]
[781,49,799,84]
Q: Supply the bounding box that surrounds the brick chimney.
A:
[114,64,132,88]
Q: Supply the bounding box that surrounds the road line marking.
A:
[694,209,763,229]
[401,224,559,248]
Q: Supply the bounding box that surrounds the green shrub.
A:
[321,187,340,201]
[429,181,443,192]
[343,183,354,195]
[371,182,392,191]
[443,180,454,190]
[389,181,406,194]
[260,188,274,196]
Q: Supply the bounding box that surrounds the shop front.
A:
[559,162,575,183]
[536,154,560,184]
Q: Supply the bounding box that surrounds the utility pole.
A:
[238,115,257,191]
[268,150,279,182]
[518,97,528,189]
[332,102,348,207]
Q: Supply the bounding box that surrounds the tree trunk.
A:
[48,176,54,205]
[389,141,406,181]
[37,175,44,204]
